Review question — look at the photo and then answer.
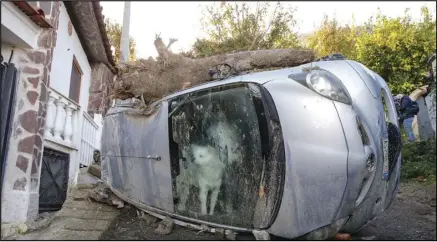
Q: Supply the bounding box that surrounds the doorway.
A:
[39,147,70,212]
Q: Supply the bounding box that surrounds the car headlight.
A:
[306,69,352,105]
[288,69,352,105]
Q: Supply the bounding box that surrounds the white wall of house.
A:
[2,2,101,224]
[47,3,95,182]
[1,1,39,65]
[50,3,91,113]
[1,2,39,49]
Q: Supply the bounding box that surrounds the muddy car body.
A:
[101,60,402,239]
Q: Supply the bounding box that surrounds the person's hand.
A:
[419,86,428,94]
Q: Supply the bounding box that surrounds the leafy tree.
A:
[183,2,301,58]
[306,15,359,59]
[307,6,436,94]
[104,18,137,63]
[355,7,436,94]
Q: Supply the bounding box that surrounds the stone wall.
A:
[1,2,61,222]
[426,88,436,135]
[412,96,435,141]
[87,63,115,117]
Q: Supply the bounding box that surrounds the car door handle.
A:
[146,155,161,161]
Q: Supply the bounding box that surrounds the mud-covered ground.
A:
[352,182,436,240]
[100,182,436,240]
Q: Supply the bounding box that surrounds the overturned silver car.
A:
[100,59,402,239]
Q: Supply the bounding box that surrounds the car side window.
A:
[168,83,267,227]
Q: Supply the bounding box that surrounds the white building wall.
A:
[48,3,93,182]
[1,2,39,49]
[1,1,102,224]
[50,3,91,113]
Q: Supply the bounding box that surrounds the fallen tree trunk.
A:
[111,35,316,106]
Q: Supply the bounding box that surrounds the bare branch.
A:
[167,38,178,49]
[206,5,225,42]
[249,2,280,51]
[249,2,262,49]
[234,3,242,35]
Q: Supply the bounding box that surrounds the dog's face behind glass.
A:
[191,144,217,166]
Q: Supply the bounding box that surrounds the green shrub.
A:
[401,137,436,181]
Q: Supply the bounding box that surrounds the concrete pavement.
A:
[12,172,120,240]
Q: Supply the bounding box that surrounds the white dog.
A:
[192,144,225,215]
[176,144,225,216]
[175,106,243,215]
